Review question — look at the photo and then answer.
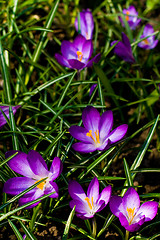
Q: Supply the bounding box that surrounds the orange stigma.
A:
[35,178,46,190]
[77,51,83,61]
[125,11,130,21]
[85,197,94,210]
[143,39,149,45]
[86,130,100,144]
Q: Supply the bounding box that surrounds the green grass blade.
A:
[8,219,23,240]
[19,220,37,240]
[123,158,134,187]
[62,206,75,240]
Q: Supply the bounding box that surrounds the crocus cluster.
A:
[3,150,63,208]
[109,187,158,232]
[68,177,111,219]
[119,5,141,30]
[69,106,128,153]
[75,9,94,40]
[0,105,21,128]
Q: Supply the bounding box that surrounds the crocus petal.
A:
[69,125,93,143]
[109,195,123,217]
[113,41,135,63]
[82,40,93,60]
[0,105,20,128]
[86,53,101,67]
[68,180,86,202]
[149,39,158,49]
[119,212,144,232]
[122,188,140,214]
[98,185,112,205]
[55,53,71,68]
[44,181,59,198]
[70,199,87,215]
[108,124,128,144]
[99,110,113,141]
[82,106,100,132]
[19,188,44,209]
[3,177,36,195]
[27,150,49,177]
[6,151,36,178]
[68,59,85,70]
[72,142,97,153]
[73,34,86,51]
[87,177,99,202]
[49,157,63,181]
[122,32,132,52]
[136,201,158,222]
[143,24,154,35]
[61,41,77,59]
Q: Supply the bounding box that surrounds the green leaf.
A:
[62,206,75,240]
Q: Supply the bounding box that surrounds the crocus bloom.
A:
[75,9,94,40]
[55,34,101,70]
[68,177,111,219]
[0,105,21,128]
[111,32,135,64]
[138,24,158,49]
[3,150,63,208]
[109,187,158,232]
[119,5,141,30]
[69,106,128,153]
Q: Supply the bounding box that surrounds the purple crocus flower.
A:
[75,9,94,40]
[55,34,101,70]
[69,106,128,153]
[111,32,135,64]
[119,5,141,30]
[109,187,158,232]
[3,150,63,208]
[138,24,158,49]
[68,177,111,219]
[0,105,21,128]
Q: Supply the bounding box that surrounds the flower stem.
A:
[125,230,129,240]
[92,216,97,238]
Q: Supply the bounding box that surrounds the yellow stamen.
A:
[35,178,46,190]
[125,11,130,21]
[77,51,83,61]
[85,197,94,210]
[86,130,100,144]
[143,39,149,45]
[127,207,135,225]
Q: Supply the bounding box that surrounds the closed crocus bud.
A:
[111,32,135,64]
[75,9,94,40]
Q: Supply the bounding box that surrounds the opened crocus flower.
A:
[75,9,94,40]
[0,105,21,128]
[68,177,111,219]
[138,24,158,49]
[119,5,141,30]
[69,106,128,153]
[109,187,158,232]
[55,34,101,70]
[3,150,63,208]
[111,32,135,64]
